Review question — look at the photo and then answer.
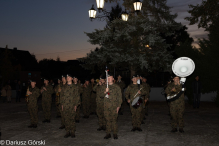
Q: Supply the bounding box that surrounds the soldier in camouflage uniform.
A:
[140,76,151,124]
[165,76,185,133]
[125,75,147,132]
[99,73,122,139]
[81,79,92,118]
[54,79,61,118]
[90,78,97,115]
[59,75,67,129]
[60,74,80,138]
[115,75,126,115]
[27,80,40,128]
[73,76,83,123]
[93,75,106,131]
[41,78,54,123]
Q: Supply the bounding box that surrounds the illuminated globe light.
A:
[180,67,187,73]
[96,0,104,11]
[89,5,97,19]
[133,0,142,12]
[121,10,129,21]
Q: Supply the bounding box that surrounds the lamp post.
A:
[88,5,97,20]
[133,0,142,13]
[89,0,142,21]
[121,9,129,21]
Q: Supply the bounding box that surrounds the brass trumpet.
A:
[96,79,99,83]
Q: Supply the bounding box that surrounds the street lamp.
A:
[89,5,97,20]
[121,10,129,21]
[133,0,142,13]
[96,0,104,11]
[88,0,143,21]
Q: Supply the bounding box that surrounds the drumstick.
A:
[133,88,143,99]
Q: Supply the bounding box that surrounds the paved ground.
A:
[0,98,219,146]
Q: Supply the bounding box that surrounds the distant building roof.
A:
[0,47,40,71]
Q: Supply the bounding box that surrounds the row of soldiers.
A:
[26,73,185,139]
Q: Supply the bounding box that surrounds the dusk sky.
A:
[0,0,207,61]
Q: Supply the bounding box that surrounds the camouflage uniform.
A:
[141,82,150,121]
[125,84,147,128]
[115,80,126,114]
[90,83,97,114]
[93,84,106,128]
[59,84,66,127]
[74,83,83,121]
[27,87,40,125]
[81,84,92,117]
[165,82,185,129]
[54,84,61,117]
[99,84,122,135]
[41,85,54,121]
[60,84,80,134]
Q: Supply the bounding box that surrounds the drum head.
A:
[132,96,140,106]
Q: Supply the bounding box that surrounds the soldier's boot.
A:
[47,119,50,123]
[42,119,47,123]
[136,127,142,131]
[113,134,118,139]
[131,127,136,132]
[64,132,71,138]
[171,128,177,132]
[143,117,146,120]
[145,113,148,116]
[71,131,75,138]
[76,120,80,123]
[33,124,37,128]
[104,134,111,139]
[102,125,106,131]
[59,125,65,129]
[179,128,184,133]
[141,121,145,124]
[97,127,103,131]
[28,124,34,128]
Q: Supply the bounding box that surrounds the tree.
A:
[80,0,182,74]
[197,17,219,105]
[185,0,219,29]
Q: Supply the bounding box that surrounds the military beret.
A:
[61,75,66,78]
[107,72,114,77]
[100,75,106,80]
[66,74,73,78]
[172,74,180,79]
[44,78,49,81]
[30,80,36,82]
[132,74,139,79]
[117,74,122,77]
[85,78,90,81]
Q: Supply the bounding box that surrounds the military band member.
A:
[60,74,80,138]
[125,75,147,132]
[59,75,67,129]
[165,76,185,133]
[99,73,122,139]
[93,75,106,131]
[54,79,61,118]
[41,78,54,123]
[26,80,40,128]
[82,79,92,118]
[115,75,126,115]
[73,76,83,123]
[140,76,150,124]
[90,78,97,115]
